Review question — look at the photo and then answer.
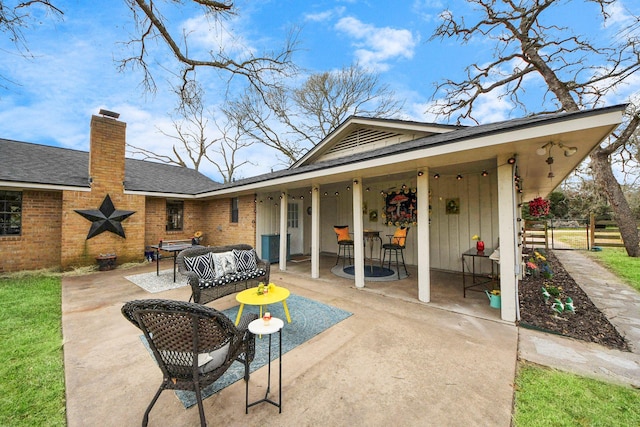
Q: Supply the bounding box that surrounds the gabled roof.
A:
[292,116,463,168]
[0,139,220,195]
[207,104,626,200]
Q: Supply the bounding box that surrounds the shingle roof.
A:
[0,139,220,195]
[211,105,627,191]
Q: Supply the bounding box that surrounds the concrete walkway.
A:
[62,250,639,426]
[518,250,640,388]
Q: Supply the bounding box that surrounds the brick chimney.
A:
[89,111,126,194]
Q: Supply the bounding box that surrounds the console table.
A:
[461,247,498,297]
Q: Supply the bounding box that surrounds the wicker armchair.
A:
[177,244,270,305]
[121,299,258,427]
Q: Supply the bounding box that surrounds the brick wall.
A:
[0,114,257,273]
[0,190,62,273]
[60,115,146,269]
[204,195,256,247]
[60,191,146,269]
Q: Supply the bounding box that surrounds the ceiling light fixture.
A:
[537,141,578,157]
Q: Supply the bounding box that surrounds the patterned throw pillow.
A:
[233,249,257,272]
[183,253,215,281]
[212,251,237,277]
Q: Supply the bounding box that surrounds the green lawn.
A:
[514,362,640,426]
[0,275,65,427]
[588,247,640,293]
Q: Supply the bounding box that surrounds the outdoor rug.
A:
[140,293,352,408]
[331,264,408,281]
[125,269,188,293]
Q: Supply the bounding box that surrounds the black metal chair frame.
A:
[122,299,258,427]
[333,225,354,267]
[382,227,410,279]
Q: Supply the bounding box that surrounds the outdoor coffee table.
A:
[235,285,292,326]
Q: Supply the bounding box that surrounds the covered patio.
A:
[205,106,626,323]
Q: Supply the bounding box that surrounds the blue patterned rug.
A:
[140,294,351,408]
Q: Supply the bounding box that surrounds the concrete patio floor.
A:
[62,256,518,426]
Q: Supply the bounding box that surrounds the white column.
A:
[279,191,288,271]
[497,157,518,322]
[352,178,365,288]
[311,185,320,278]
[417,169,430,302]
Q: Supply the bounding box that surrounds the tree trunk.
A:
[590,149,640,257]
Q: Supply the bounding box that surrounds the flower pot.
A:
[476,241,485,253]
[96,255,117,271]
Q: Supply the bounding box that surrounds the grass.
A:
[514,362,640,426]
[0,275,66,427]
[588,247,640,293]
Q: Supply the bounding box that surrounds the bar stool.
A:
[333,225,354,267]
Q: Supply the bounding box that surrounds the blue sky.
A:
[0,0,638,182]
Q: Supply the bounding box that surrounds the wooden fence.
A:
[589,213,626,249]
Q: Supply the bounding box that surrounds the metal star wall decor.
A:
[75,194,135,239]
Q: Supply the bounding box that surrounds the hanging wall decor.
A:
[446,198,460,215]
[382,190,417,226]
[75,194,135,239]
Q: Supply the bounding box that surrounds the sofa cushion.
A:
[198,268,267,289]
[212,251,236,277]
[183,253,216,281]
[233,249,257,272]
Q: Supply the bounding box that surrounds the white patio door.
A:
[288,200,303,255]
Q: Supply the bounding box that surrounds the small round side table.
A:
[246,317,284,414]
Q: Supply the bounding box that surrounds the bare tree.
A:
[1,1,297,97]
[128,81,253,183]
[430,0,640,256]
[121,0,297,98]
[225,63,405,166]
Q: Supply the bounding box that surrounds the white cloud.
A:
[334,17,417,71]
[304,7,346,23]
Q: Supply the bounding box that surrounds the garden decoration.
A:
[75,194,135,239]
[551,298,564,314]
[541,286,551,301]
[564,297,575,313]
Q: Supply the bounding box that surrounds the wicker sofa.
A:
[177,244,270,305]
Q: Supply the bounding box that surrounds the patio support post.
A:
[279,191,288,271]
[352,178,365,288]
[311,185,320,278]
[497,157,518,322]
[417,168,430,302]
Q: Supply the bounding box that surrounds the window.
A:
[230,197,239,223]
[0,190,22,236]
[287,202,299,228]
[166,200,183,231]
